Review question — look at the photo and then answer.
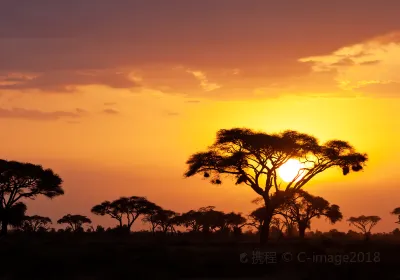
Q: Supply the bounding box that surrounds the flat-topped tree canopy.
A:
[0,159,64,201]
[184,128,368,196]
[0,159,64,235]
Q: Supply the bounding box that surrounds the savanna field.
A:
[2,232,400,280]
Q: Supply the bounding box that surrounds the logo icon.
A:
[240,252,248,263]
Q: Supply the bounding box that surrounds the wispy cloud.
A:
[186,70,221,92]
[102,108,119,115]
[163,110,180,117]
[298,31,400,96]
[0,70,140,92]
[104,102,117,106]
[0,107,85,121]
[185,100,201,104]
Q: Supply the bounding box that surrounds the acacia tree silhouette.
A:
[142,208,178,234]
[248,207,267,233]
[224,212,247,235]
[275,190,343,238]
[348,215,381,241]
[390,207,400,224]
[91,196,159,232]
[0,160,64,235]
[174,206,234,234]
[57,214,92,232]
[176,210,204,232]
[20,215,52,232]
[270,217,287,239]
[184,128,367,244]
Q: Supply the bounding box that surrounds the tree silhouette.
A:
[224,212,247,235]
[176,206,235,234]
[142,208,178,234]
[184,128,367,244]
[348,215,381,241]
[276,190,343,238]
[57,214,92,232]
[141,205,163,233]
[91,201,124,228]
[391,207,400,224]
[95,225,105,233]
[248,207,267,233]
[91,196,158,232]
[177,210,203,232]
[20,215,52,232]
[193,206,234,234]
[0,159,64,235]
[270,217,287,239]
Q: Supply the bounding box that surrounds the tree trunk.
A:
[364,232,371,241]
[259,200,274,245]
[298,224,306,239]
[259,193,276,246]
[259,216,271,245]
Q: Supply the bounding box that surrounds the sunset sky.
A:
[1,0,400,233]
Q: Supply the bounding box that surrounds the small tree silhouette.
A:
[197,206,225,233]
[248,207,267,233]
[347,215,381,241]
[391,207,400,224]
[224,212,247,235]
[184,128,367,244]
[91,196,158,232]
[276,190,343,238]
[141,205,163,233]
[57,214,92,232]
[175,207,232,234]
[0,160,64,235]
[176,210,203,232]
[142,209,178,234]
[20,215,52,232]
[270,217,286,239]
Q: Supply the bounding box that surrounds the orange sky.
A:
[1,1,400,233]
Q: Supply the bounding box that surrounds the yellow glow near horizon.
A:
[278,159,304,182]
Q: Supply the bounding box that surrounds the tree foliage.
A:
[0,159,64,234]
[348,215,381,240]
[275,190,343,238]
[184,128,367,194]
[91,196,159,231]
[142,208,178,233]
[20,215,52,232]
[391,207,400,224]
[173,207,246,235]
[57,214,92,232]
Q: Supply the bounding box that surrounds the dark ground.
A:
[1,233,400,280]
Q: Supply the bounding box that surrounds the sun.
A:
[278,159,304,183]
